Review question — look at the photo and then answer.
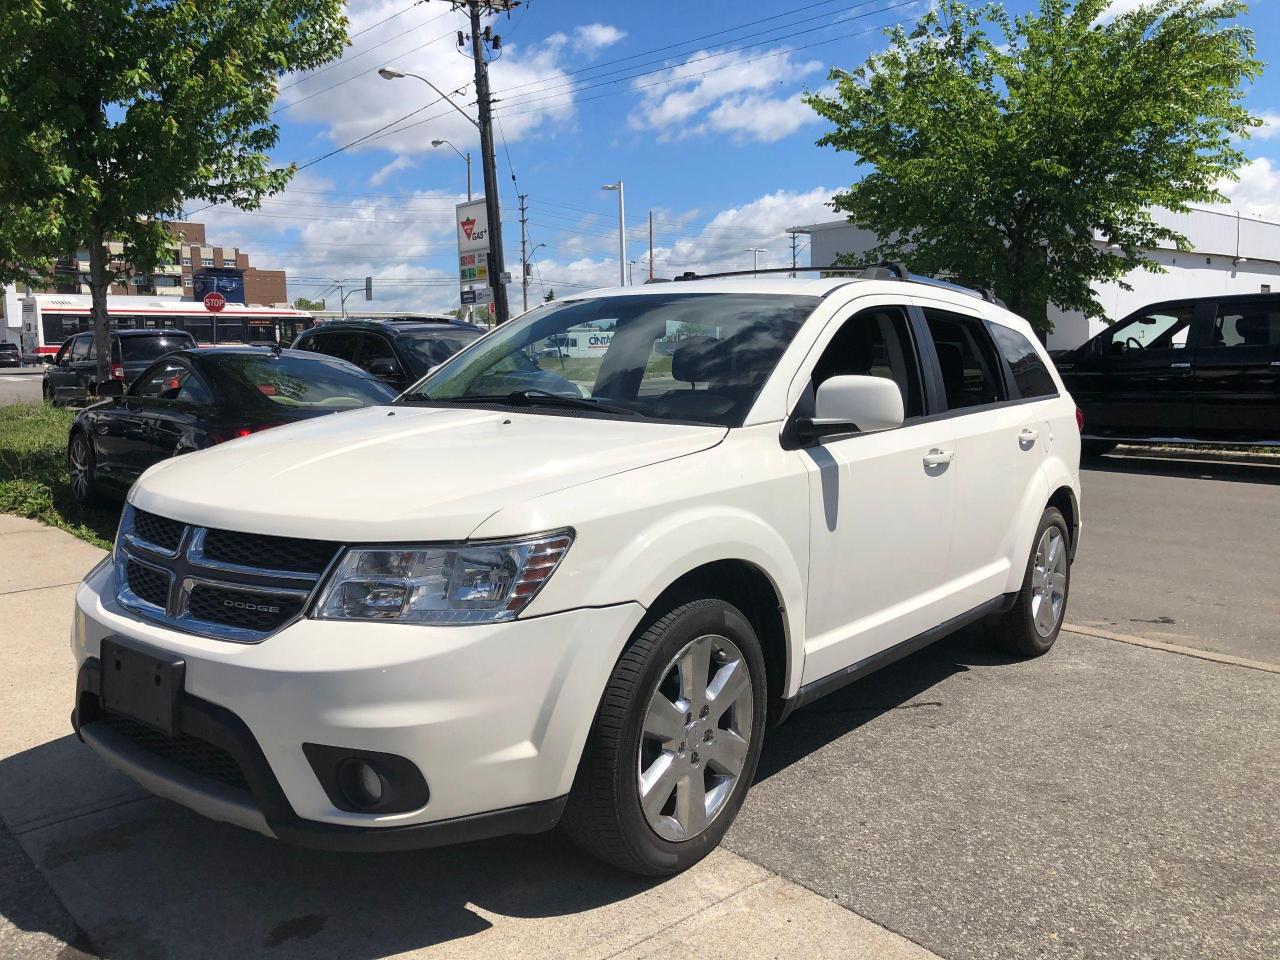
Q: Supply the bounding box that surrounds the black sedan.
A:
[67,347,396,504]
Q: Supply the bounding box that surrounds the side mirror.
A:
[797,375,904,443]
[95,380,125,398]
[42,354,56,365]
[368,357,399,379]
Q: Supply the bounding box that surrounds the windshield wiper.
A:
[417,390,638,417]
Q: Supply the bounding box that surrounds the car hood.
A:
[130,405,726,541]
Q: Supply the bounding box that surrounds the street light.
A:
[431,139,471,201]
[377,69,477,129]
[602,181,626,286]
[744,247,768,275]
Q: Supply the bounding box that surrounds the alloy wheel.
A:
[68,436,91,502]
[637,633,754,842]
[1030,527,1067,637]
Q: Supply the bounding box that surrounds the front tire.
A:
[988,507,1071,657]
[562,598,767,875]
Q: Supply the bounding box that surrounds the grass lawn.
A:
[0,403,119,548]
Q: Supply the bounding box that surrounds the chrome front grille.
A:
[114,505,339,643]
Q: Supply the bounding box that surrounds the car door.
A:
[797,300,960,684]
[45,339,74,400]
[50,334,90,402]
[1088,301,1205,438]
[123,360,216,479]
[917,303,1039,612]
[1192,298,1280,441]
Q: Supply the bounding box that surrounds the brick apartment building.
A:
[42,220,287,306]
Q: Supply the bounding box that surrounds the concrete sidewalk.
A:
[0,516,940,960]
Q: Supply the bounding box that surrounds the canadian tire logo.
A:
[461,217,476,239]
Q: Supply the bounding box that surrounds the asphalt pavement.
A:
[1070,449,1280,664]
[0,369,41,407]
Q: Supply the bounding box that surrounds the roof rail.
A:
[672,261,1005,306]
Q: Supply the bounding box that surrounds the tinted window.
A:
[809,306,923,418]
[208,354,394,409]
[357,333,401,374]
[120,335,196,363]
[132,361,211,403]
[398,331,481,373]
[301,331,364,365]
[990,323,1057,398]
[1209,302,1280,348]
[70,335,91,362]
[1104,304,1193,355]
[407,293,818,427]
[923,310,1006,409]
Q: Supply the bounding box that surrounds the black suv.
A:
[43,329,197,405]
[1055,292,1280,451]
[291,318,483,392]
[0,341,20,368]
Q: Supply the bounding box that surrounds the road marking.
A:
[1063,622,1280,675]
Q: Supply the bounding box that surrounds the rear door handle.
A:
[1019,427,1040,443]
[923,448,954,468]
[1170,362,1192,369]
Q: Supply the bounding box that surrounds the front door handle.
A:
[923,448,954,468]
[1170,362,1192,369]
[1019,427,1040,443]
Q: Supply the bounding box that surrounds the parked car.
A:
[1054,292,1280,453]
[66,347,395,504]
[292,318,484,392]
[70,274,1081,875]
[43,329,197,405]
[0,341,20,367]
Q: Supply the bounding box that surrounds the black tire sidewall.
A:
[613,601,767,874]
[1015,507,1070,653]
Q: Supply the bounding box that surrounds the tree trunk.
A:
[87,229,111,390]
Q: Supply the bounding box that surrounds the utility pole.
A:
[789,231,798,278]
[519,193,529,313]
[452,0,512,324]
[649,211,654,282]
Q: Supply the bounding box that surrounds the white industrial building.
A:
[792,205,1280,350]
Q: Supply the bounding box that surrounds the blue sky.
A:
[201,0,1280,310]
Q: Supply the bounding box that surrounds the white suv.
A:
[71,271,1081,875]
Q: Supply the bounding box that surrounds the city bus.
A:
[18,294,315,360]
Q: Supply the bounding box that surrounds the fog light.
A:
[338,758,386,809]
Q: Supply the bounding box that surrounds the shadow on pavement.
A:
[0,736,663,959]
[1083,451,1280,485]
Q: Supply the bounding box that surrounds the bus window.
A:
[214,319,246,343]
[183,320,213,343]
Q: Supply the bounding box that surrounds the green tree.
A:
[805,0,1262,333]
[294,297,327,312]
[0,0,346,383]
[543,288,556,303]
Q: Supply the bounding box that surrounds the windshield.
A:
[120,335,197,363]
[400,292,818,426]
[398,330,482,375]
[210,354,395,409]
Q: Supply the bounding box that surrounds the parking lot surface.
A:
[0,371,41,407]
[2,451,1279,959]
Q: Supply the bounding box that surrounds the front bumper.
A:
[72,559,645,850]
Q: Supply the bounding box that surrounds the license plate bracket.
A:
[99,638,186,736]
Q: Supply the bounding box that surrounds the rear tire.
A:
[988,507,1071,657]
[68,431,105,506]
[561,598,767,875]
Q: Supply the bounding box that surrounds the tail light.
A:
[110,363,125,381]
[208,423,278,445]
[1075,407,1085,433]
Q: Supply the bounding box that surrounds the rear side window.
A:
[1210,301,1280,348]
[120,335,196,363]
[990,324,1057,399]
[923,310,1006,409]
[300,331,363,365]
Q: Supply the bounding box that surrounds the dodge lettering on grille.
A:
[222,599,281,614]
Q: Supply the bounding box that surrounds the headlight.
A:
[314,530,573,625]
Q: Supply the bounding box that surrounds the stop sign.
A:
[203,292,226,313]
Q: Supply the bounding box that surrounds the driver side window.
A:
[806,306,924,419]
[133,362,211,403]
[1104,305,1193,355]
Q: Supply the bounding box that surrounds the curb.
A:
[1063,622,1280,675]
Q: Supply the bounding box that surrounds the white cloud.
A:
[370,155,416,186]
[574,24,626,55]
[1094,0,1152,24]
[1218,158,1280,222]
[629,48,823,143]
[277,2,576,160]
[1252,111,1279,141]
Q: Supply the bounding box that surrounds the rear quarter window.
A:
[990,323,1058,399]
